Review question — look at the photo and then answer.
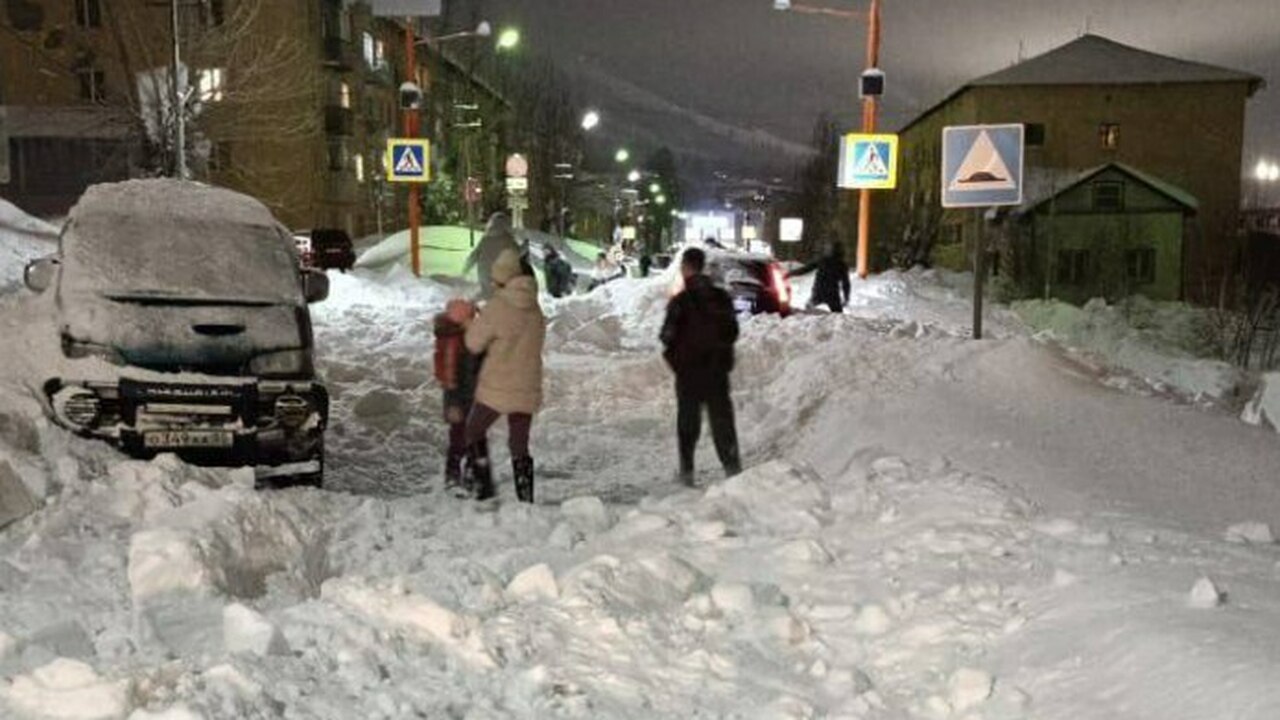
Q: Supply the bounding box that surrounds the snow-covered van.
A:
[23,180,331,486]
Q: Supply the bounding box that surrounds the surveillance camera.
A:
[399,81,423,110]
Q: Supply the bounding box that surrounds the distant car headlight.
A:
[248,349,311,378]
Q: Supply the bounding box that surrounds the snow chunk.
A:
[1224,522,1275,545]
[222,603,287,657]
[853,604,893,636]
[321,577,495,669]
[703,461,831,536]
[351,389,409,434]
[1241,372,1280,431]
[2,658,132,720]
[949,667,994,712]
[1188,577,1225,609]
[710,582,755,616]
[128,529,212,601]
[560,496,612,533]
[506,563,559,602]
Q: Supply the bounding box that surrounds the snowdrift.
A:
[0,199,58,294]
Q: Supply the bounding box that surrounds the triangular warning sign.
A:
[949,130,1015,191]
[394,146,424,175]
[854,143,889,178]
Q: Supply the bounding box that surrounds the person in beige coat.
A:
[462,247,546,502]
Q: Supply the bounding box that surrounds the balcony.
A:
[324,105,354,137]
[322,37,356,71]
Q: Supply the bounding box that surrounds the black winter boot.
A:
[467,441,494,501]
[444,450,465,491]
[513,456,535,504]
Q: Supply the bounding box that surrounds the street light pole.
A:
[855,0,881,279]
[403,19,422,277]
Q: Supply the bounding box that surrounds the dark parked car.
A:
[671,248,793,317]
[24,180,332,487]
[309,228,356,272]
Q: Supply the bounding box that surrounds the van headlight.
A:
[249,349,311,378]
[54,388,102,428]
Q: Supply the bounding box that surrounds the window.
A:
[74,0,102,28]
[77,68,105,102]
[354,153,365,182]
[1057,249,1091,285]
[1025,123,1046,147]
[205,0,225,26]
[196,68,226,102]
[339,81,351,109]
[1099,123,1120,150]
[362,32,376,66]
[328,139,349,171]
[1126,248,1156,285]
[1092,181,1125,211]
[375,39,386,68]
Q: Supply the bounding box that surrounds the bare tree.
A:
[102,0,320,189]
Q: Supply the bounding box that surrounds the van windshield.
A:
[60,213,303,306]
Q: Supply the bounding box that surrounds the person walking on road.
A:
[463,212,520,299]
[433,298,484,495]
[790,243,852,313]
[462,248,546,502]
[660,248,742,485]
[543,246,575,298]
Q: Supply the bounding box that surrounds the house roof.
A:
[1016,162,1199,215]
[901,34,1265,134]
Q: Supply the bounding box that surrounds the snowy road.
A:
[1,266,1279,719]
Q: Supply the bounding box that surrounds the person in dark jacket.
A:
[659,248,742,485]
[790,243,852,313]
[543,246,575,298]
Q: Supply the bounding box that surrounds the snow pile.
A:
[0,198,58,294]
[1241,371,1280,432]
[1015,296,1243,402]
[3,253,1280,717]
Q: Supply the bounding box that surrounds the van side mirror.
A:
[24,257,59,294]
[302,269,329,304]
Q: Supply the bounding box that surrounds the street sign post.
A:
[941,124,1025,339]
[838,133,898,190]
[385,138,432,183]
[505,153,529,228]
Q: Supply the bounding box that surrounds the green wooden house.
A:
[1006,163,1198,303]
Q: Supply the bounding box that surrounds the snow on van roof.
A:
[69,179,281,228]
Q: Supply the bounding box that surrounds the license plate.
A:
[143,430,234,449]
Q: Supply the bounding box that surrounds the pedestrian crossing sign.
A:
[385,138,432,183]
[838,133,899,190]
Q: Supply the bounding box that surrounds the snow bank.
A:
[1015,296,1243,402]
[0,198,57,294]
[1242,371,1280,432]
[2,658,132,720]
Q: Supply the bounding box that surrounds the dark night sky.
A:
[477,0,1279,181]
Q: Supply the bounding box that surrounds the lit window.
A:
[362,32,376,67]
[354,154,366,182]
[374,39,386,68]
[75,0,101,28]
[1099,123,1120,150]
[339,81,351,109]
[196,68,226,102]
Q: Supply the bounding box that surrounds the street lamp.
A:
[581,110,601,131]
[773,0,881,279]
[627,169,641,183]
[655,194,667,206]
[648,182,662,194]
[615,148,631,164]
[1256,159,1280,183]
[497,27,521,51]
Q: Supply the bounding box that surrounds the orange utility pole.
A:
[855,0,881,279]
[403,20,422,277]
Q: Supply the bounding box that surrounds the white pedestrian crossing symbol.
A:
[854,143,889,178]
[394,146,424,175]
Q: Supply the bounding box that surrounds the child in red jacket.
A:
[434,298,484,493]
